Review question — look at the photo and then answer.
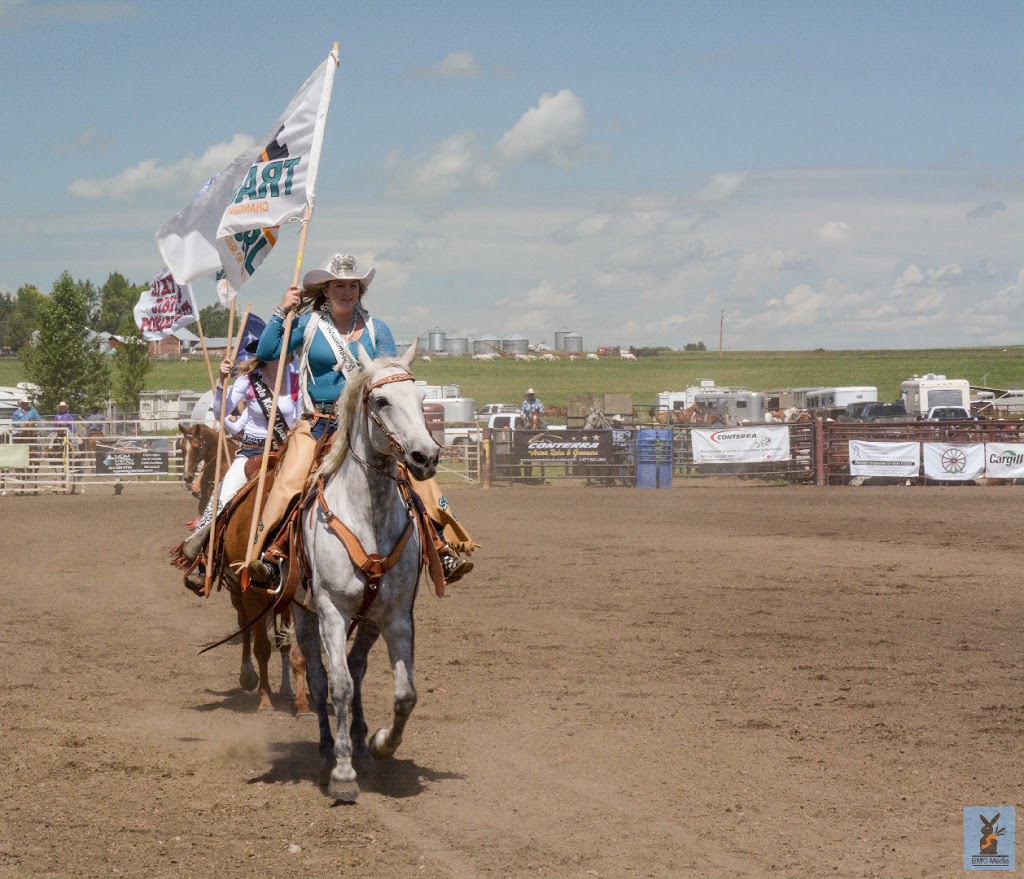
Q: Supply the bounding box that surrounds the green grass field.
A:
[2,346,1021,409]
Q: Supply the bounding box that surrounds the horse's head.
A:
[179,423,201,485]
[325,343,440,482]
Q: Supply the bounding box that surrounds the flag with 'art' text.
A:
[155,47,338,290]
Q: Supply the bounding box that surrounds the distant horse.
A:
[178,422,239,514]
[524,408,545,430]
[290,343,440,802]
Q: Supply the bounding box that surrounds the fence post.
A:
[814,417,825,486]
[481,427,491,489]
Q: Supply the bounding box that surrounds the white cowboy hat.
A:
[526,388,535,395]
[58,401,68,407]
[302,253,375,289]
[611,414,625,422]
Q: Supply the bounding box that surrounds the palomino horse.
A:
[291,343,440,802]
[178,422,239,514]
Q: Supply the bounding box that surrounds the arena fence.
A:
[0,419,186,495]
[3,418,1021,495]
[482,419,1023,487]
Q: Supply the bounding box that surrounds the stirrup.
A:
[246,558,281,591]
[184,567,207,595]
[440,551,473,585]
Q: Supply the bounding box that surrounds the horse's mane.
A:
[318,357,407,478]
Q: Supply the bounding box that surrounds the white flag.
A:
[133,268,199,341]
[155,48,338,286]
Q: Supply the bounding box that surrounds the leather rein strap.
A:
[315,475,414,635]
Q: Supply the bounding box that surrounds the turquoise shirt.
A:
[255,312,396,407]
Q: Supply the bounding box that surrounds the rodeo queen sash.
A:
[249,372,292,446]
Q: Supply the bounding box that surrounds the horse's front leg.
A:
[252,605,274,712]
[316,601,360,802]
[292,604,333,782]
[347,621,381,755]
[369,613,417,760]
[233,594,259,693]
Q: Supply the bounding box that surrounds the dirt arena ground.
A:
[1,480,1020,879]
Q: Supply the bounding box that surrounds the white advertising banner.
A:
[848,440,920,477]
[691,425,790,463]
[922,442,985,481]
[983,443,1024,479]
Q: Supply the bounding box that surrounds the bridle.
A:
[360,370,420,458]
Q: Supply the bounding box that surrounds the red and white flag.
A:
[133,268,199,341]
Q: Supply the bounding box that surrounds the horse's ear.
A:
[357,345,374,370]
[400,339,417,369]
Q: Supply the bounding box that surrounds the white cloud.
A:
[818,220,850,242]
[384,89,591,197]
[418,51,482,79]
[56,127,112,155]
[67,134,255,199]
[494,89,588,169]
[383,131,498,198]
[693,171,748,203]
[1,0,137,27]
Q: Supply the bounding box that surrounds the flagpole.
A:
[202,299,246,595]
[192,316,217,394]
[243,42,339,574]
[242,208,313,571]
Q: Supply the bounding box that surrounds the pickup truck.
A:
[922,406,975,421]
[443,412,565,446]
[858,402,910,422]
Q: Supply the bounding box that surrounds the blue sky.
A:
[1,0,1022,350]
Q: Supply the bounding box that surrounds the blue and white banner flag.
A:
[156,47,338,287]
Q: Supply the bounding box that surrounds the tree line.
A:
[0,271,231,416]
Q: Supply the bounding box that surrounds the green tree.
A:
[0,292,14,350]
[96,272,146,335]
[112,317,151,417]
[4,284,47,352]
[24,271,110,413]
[199,302,231,337]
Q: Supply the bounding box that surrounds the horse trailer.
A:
[692,389,765,425]
[900,374,970,418]
[800,386,878,419]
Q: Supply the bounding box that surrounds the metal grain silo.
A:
[502,334,529,356]
[427,328,447,353]
[563,333,584,354]
[474,335,500,355]
[445,336,469,357]
[554,329,572,351]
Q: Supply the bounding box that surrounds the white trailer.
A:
[802,386,878,418]
[900,374,970,417]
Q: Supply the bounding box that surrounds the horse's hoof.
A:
[369,728,399,760]
[239,667,259,692]
[327,772,359,803]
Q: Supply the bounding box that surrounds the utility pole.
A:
[718,309,724,357]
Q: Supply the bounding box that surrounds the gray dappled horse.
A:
[291,343,440,802]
